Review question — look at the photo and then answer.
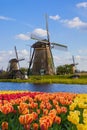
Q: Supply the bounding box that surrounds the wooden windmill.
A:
[7,46,25,79]
[71,55,78,74]
[28,15,68,75]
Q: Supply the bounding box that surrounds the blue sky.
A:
[0,0,87,71]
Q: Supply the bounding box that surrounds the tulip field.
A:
[0,91,87,130]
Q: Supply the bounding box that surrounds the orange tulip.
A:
[1,103,14,114]
[43,109,49,115]
[1,121,8,130]
[24,124,30,130]
[61,106,67,113]
[36,109,40,114]
[32,112,38,120]
[18,102,29,114]
[19,114,34,125]
[40,115,53,130]
[54,116,61,124]
[33,123,39,130]
[40,123,48,130]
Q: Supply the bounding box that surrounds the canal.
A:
[0,82,87,93]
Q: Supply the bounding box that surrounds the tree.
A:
[20,67,28,74]
[56,64,73,75]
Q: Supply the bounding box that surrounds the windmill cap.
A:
[32,39,49,48]
[9,58,18,63]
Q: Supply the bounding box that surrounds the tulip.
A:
[1,121,8,130]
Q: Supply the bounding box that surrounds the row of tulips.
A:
[0,91,86,130]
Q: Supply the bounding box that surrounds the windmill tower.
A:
[28,15,68,75]
[71,55,78,74]
[7,46,25,79]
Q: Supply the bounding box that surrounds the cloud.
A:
[61,17,87,30]
[32,28,47,37]
[53,51,72,66]
[18,49,29,56]
[49,15,60,20]
[15,28,47,41]
[15,33,30,41]
[0,50,14,68]
[76,55,87,61]
[0,16,16,21]
[78,49,87,54]
[76,55,81,60]
[76,2,87,8]
[0,57,3,62]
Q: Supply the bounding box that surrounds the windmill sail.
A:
[14,46,25,68]
[31,34,44,41]
[27,48,35,75]
[45,14,50,42]
[14,46,20,69]
[51,42,68,51]
[72,55,78,65]
[14,46,19,60]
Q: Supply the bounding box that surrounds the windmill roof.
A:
[9,58,18,63]
[32,39,49,48]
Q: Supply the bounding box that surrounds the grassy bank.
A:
[0,74,87,84]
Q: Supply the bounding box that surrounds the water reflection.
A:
[0,82,87,93]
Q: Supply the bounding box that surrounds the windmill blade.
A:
[51,42,68,51]
[18,58,25,61]
[31,35,50,45]
[31,35,44,42]
[45,14,50,42]
[72,55,78,65]
[14,46,19,60]
[29,46,32,62]
[14,46,20,69]
[72,55,75,65]
[27,48,35,76]
[31,34,44,41]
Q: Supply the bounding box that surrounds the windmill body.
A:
[8,58,19,72]
[31,40,54,75]
[71,55,78,74]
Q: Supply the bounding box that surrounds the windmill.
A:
[71,55,78,74]
[27,15,68,75]
[7,46,25,79]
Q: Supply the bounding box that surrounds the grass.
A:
[0,74,87,84]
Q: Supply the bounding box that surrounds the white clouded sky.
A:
[76,2,87,8]
[0,1,87,71]
[61,17,87,29]
[49,15,60,20]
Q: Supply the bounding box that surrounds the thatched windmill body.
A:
[28,15,68,75]
[7,46,25,79]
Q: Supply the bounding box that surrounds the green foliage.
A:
[56,64,73,75]
[0,111,24,130]
[20,67,28,74]
[0,74,87,84]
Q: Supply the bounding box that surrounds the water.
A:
[0,82,87,93]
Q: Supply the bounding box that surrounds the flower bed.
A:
[0,91,86,130]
